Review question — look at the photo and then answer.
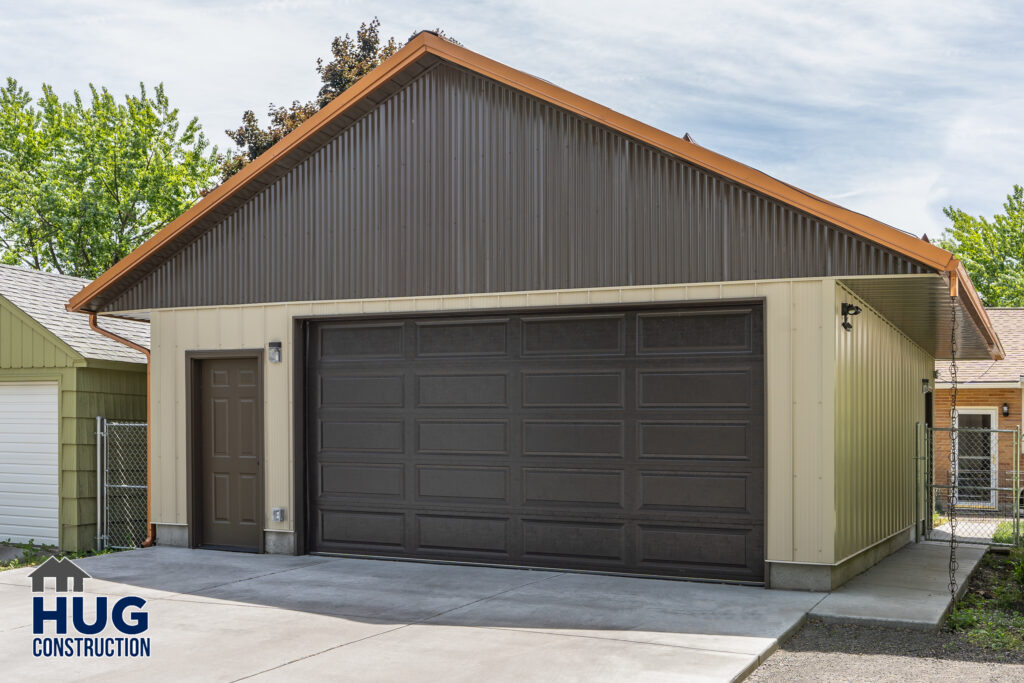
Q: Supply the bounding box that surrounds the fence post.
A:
[95,416,104,552]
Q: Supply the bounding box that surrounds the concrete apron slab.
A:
[0,547,824,683]
[809,540,987,631]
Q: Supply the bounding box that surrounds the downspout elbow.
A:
[89,313,155,548]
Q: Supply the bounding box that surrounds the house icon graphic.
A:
[28,557,92,593]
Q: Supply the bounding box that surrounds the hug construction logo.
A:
[28,557,151,658]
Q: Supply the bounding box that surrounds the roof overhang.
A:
[63,32,1002,361]
[840,273,1003,360]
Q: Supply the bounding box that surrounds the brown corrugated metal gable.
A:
[103,62,928,312]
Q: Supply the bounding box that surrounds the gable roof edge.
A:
[65,33,1000,359]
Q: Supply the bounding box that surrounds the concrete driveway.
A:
[0,547,823,682]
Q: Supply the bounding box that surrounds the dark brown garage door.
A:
[306,302,764,581]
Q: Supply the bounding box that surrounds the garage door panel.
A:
[522,371,624,407]
[415,319,509,357]
[638,369,753,408]
[321,419,405,453]
[320,462,405,499]
[322,375,405,407]
[522,519,626,564]
[415,465,510,503]
[638,421,754,462]
[416,420,509,455]
[308,303,764,581]
[522,420,625,457]
[416,515,510,556]
[521,314,625,357]
[638,471,759,515]
[320,323,404,360]
[637,309,755,355]
[320,509,406,549]
[416,374,509,408]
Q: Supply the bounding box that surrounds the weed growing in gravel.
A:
[949,549,1024,651]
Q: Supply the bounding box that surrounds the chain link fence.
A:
[923,425,1021,546]
[96,417,148,550]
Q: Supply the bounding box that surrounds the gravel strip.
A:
[747,618,1024,682]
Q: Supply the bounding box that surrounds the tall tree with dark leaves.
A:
[220,18,455,180]
[0,79,219,277]
[940,185,1024,306]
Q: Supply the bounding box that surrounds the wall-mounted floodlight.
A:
[840,302,862,332]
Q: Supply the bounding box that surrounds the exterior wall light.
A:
[840,302,862,331]
[922,379,932,394]
[1003,403,1010,417]
[268,341,282,363]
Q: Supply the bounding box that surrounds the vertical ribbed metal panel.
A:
[107,63,928,312]
[834,283,932,560]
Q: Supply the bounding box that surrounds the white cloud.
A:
[1,0,1021,235]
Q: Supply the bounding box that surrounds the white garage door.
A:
[0,382,59,546]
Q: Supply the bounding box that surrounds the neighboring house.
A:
[934,308,1024,511]
[0,265,148,551]
[67,33,1002,591]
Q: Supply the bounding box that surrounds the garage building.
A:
[68,33,1001,589]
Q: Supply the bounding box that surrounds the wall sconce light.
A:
[840,302,862,332]
[922,379,932,394]
[268,341,282,364]
[1003,403,1010,417]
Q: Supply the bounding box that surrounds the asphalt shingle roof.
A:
[936,308,1024,383]
[0,264,149,364]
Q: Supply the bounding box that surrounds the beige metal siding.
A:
[834,282,932,561]
[148,277,838,563]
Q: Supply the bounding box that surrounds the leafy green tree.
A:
[940,185,1024,306]
[222,18,456,180]
[0,79,219,277]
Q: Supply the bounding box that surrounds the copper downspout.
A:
[89,313,155,547]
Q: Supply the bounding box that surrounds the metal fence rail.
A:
[96,417,148,550]
[922,425,1021,546]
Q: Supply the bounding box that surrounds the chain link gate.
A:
[96,417,148,550]
[920,424,1022,547]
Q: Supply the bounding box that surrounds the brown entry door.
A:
[197,357,262,552]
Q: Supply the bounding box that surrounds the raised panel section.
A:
[322,420,404,452]
[638,525,750,569]
[522,520,624,561]
[417,420,508,455]
[640,472,750,513]
[417,515,509,554]
[321,463,404,498]
[323,375,404,407]
[638,310,752,355]
[212,399,229,456]
[639,422,750,461]
[522,372,623,408]
[417,374,508,407]
[239,399,256,458]
[523,469,623,507]
[321,510,405,548]
[522,421,623,457]
[321,324,404,360]
[238,473,258,523]
[415,320,508,357]
[639,370,751,407]
[417,466,508,502]
[522,315,625,356]
[212,474,229,521]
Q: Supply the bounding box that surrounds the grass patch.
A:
[0,539,117,571]
[933,512,950,528]
[948,548,1024,652]
[992,521,1019,545]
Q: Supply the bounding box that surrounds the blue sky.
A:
[2,0,1021,237]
